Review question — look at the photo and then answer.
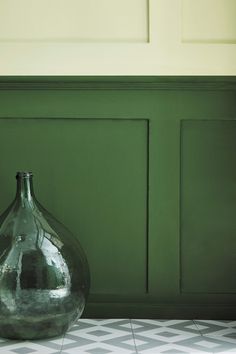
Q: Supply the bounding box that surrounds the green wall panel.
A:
[0,77,236,318]
[0,118,148,295]
[181,120,236,293]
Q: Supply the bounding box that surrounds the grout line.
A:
[193,319,203,336]
[60,332,66,353]
[130,319,139,354]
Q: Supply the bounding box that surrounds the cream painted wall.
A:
[0,0,235,75]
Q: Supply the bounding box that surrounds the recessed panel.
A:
[182,0,236,43]
[0,0,148,42]
[0,118,147,294]
[181,120,236,293]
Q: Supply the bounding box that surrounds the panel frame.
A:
[0,0,150,43]
[0,115,150,298]
[179,119,236,295]
[148,86,236,305]
[0,0,235,75]
[182,0,236,44]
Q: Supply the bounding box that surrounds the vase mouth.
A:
[16,171,33,179]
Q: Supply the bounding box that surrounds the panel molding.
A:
[84,301,236,319]
[0,0,149,43]
[1,1,236,75]
[182,0,236,44]
[0,116,150,297]
[0,76,236,91]
[180,119,236,295]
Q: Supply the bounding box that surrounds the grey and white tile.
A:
[61,318,136,354]
[194,320,236,339]
[2,319,236,353]
[172,335,236,353]
[131,320,236,354]
[0,335,63,353]
[131,319,206,353]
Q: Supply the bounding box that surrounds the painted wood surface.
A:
[0,0,236,74]
[0,76,236,318]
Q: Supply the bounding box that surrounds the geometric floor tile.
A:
[1,320,236,353]
[131,320,203,353]
[0,336,63,353]
[131,319,200,336]
[62,319,136,354]
[131,320,236,353]
[194,320,236,340]
[193,319,236,353]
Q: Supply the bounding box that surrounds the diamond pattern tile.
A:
[62,319,135,353]
[11,349,37,354]
[194,320,236,341]
[0,319,236,353]
[131,319,204,353]
[0,336,63,353]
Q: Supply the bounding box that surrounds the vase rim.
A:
[16,171,33,178]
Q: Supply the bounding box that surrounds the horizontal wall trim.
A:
[84,302,236,319]
[0,76,236,91]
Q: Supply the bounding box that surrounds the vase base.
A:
[0,290,85,339]
[0,310,81,339]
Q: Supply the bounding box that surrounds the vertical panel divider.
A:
[179,119,183,294]
[146,119,150,293]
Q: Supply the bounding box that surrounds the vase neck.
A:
[16,172,35,203]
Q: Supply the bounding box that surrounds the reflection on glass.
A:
[0,172,90,339]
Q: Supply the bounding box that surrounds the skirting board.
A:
[84,302,236,319]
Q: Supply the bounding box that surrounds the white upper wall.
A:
[0,0,235,75]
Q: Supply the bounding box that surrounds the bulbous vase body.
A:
[0,172,90,339]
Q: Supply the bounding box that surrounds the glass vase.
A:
[0,172,90,339]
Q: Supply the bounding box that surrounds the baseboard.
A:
[83,302,236,319]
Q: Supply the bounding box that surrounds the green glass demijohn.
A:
[0,172,90,339]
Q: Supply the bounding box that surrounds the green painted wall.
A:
[0,77,236,318]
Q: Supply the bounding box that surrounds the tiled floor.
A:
[1,319,236,354]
